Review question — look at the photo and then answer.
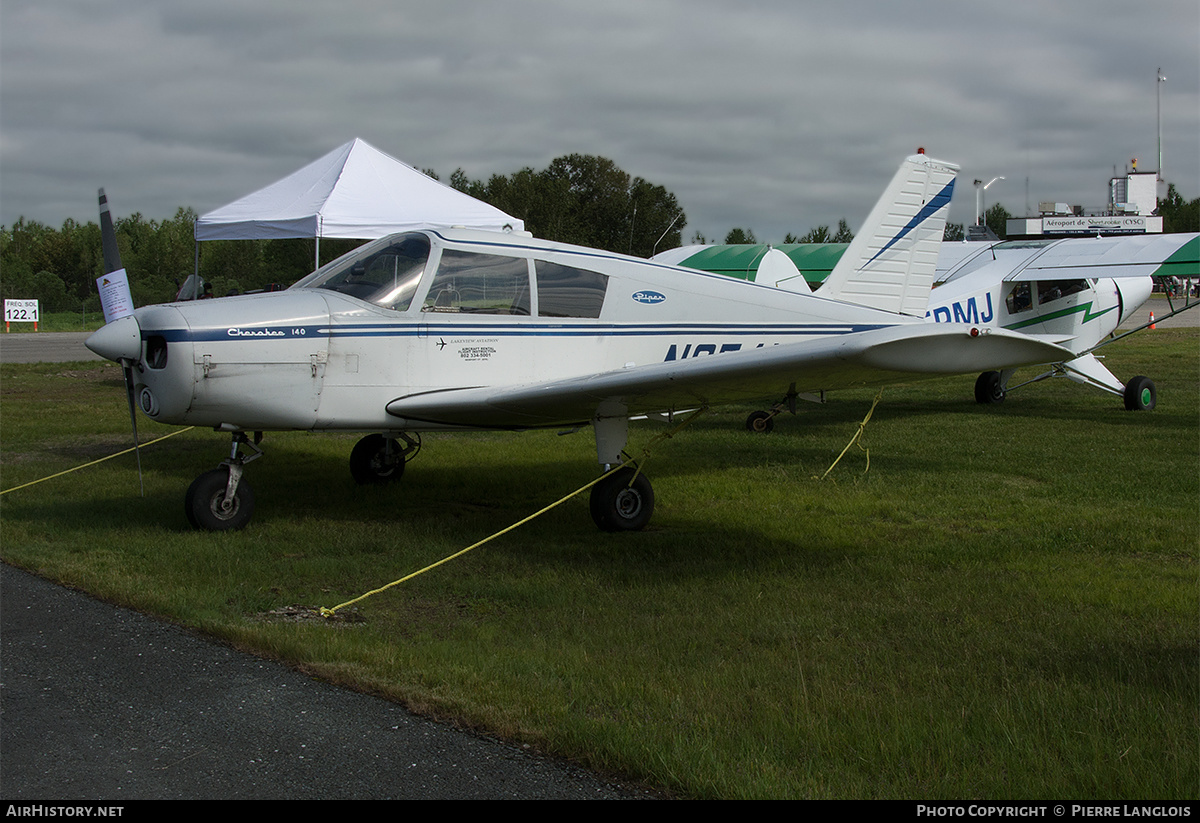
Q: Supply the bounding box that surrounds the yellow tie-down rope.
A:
[319,408,708,618]
[815,390,883,481]
[321,395,887,617]
[0,427,196,496]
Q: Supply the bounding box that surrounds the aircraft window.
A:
[1037,280,1088,305]
[535,261,608,318]
[422,250,531,315]
[297,234,431,311]
[1006,282,1032,314]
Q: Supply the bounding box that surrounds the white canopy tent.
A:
[193,138,523,272]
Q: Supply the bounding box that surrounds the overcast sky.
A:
[2,0,1196,245]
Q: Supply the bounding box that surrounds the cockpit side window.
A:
[422,250,531,315]
[1006,282,1032,314]
[535,261,608,318]
[297,233,430,311]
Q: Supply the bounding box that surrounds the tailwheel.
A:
[185,467,255,531]
[745,409,776,433]
[974,371,1006,404]
[590,466,654,532]
[349,433,419,484]
[1123,376,1156,411]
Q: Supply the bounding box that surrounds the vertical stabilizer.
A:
[816,153,958,316]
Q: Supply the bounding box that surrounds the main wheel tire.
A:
[350,434,406,484]
[185,468,255,531]
[974,371,1006,404]
[1123,375,1156,411]
[745,410,775,433]
[589,467,654,532]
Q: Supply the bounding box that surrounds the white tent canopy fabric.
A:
[193,138,523,242]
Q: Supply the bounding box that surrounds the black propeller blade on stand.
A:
[99,188,144,496]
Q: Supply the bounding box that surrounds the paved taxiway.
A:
[0,564,649,800]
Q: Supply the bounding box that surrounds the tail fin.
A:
[816,153,958,316]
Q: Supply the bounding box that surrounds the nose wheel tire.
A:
[590,466,654,532]
[185,468,255,531]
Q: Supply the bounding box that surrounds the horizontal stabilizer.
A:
[757,248,810,292]
[817,154,958,316]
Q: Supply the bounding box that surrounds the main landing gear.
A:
[1122,376,1156,411]
[589,465,654,532]
[973,368,1156,411]
[349,433,421,484]
[974,370,1007,404]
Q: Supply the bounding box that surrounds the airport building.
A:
[1006,164,1164,239]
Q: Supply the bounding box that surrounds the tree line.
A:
[2,154,1196,313]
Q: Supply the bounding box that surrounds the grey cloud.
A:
[1,0,1195,244]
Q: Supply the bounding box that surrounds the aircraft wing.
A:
[1003,234,1199,281]
[385,324,1072,428]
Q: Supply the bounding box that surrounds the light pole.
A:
[1157,67,1166,183]
[974,176,1004,226]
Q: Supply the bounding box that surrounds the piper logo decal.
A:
[632,290,666,305]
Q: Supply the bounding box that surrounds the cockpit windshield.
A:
[292,233,431,311]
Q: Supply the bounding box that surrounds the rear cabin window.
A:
[535,260,608,318]
[422,251,531,315]
[1037,280,1088,305]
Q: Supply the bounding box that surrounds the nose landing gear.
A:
[184,432,262,531]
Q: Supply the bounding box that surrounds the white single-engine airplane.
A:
[657,231,1198,428]
[926,234,1198,409]
[87,153,1073,532]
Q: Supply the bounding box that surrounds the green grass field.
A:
[1,329,1196,799]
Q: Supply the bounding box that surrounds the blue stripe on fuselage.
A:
[146,322,894,344]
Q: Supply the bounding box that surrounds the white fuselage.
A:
[120,229,927,433]
[925,243,1152,355]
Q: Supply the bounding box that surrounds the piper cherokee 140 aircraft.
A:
[656,231,1198,428]
[86,152,1073,532]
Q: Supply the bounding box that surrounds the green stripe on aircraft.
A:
[1151,235,1199,278]
[1002,301,1117,331]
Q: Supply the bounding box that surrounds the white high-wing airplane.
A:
[656,232,1198,427]
[86,153,1071,532]
[926,234,1198,409]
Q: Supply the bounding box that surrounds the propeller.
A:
[98,188,144,496]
